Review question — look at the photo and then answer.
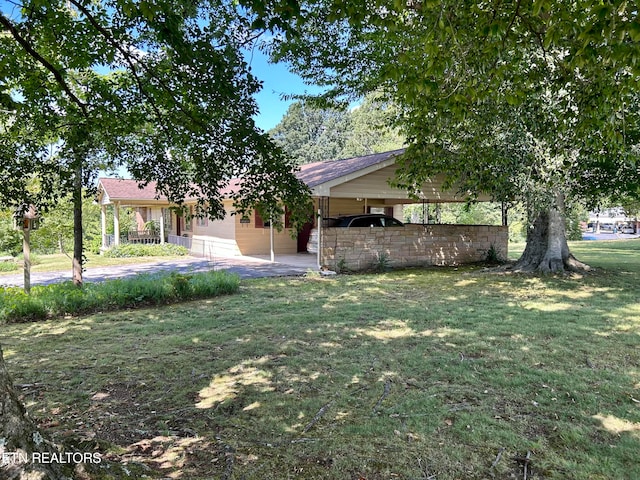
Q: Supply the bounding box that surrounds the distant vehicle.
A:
[306,214,404,253]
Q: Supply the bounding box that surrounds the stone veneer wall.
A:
[321,224,509,271]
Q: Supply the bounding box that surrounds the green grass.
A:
[2,240,639,479]
[0,271,240,323]
[0,252,189,276]
[102,243,189,258]
[0,261,19,272]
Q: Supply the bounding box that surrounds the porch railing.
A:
[168,234,192,249]
[103,231,162,248]
[127,230,161,244]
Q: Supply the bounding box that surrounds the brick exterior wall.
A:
[321,224,509,271]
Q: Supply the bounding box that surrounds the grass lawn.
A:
[2,240,639,479]
[0,252,187,276]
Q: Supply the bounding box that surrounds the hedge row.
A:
[0,270,240,323]
[103,243,189,258]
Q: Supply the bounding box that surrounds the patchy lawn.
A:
[2,240,639,479]
[0,251,188,276]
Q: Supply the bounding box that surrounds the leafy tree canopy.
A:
[271,0,639,202]
[0,0,311,227]
[269,92,404,165]
[270,0,640,272]
[269,101,350,164]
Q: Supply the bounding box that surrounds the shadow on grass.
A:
[2,243,639,479]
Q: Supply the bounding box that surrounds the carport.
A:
[297,149,509,271]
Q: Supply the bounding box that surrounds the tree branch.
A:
[67,0,207,133]
[64,0,174,138]
[0,13,88,116]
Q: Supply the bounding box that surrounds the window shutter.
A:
[255,212,264,228]
[285,208,292,229]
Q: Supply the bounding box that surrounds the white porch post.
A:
[113,202,121,246]
[269,214,275,263]
[317,208,322,270]
[159,208,165,244]
[393,204,403,220]
[101,204,107,250]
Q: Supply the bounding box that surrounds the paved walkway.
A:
[0,254,318,288]
[582,232,640,241]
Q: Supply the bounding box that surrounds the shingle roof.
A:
[98,149,406,202]
[296,148,405,188]
[98,178,167,202]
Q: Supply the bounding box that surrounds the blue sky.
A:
[0,0,317,132]
[246,48,323,132]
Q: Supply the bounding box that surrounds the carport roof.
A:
[98,149,408,204]
[97,148,484,204]
[297,148,405,189]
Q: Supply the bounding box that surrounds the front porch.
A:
[97,178,174,251]
[102,230,164,249]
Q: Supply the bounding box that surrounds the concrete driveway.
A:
[582,232,639,241]
[0,253,318,288]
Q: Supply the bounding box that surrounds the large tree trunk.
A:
[0,347,66,480]
[512,192,590,273]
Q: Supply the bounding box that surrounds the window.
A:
[350,217,383,227]
[255,211,270,228]
[194,204,209,227]
[183,206,193,232]
[381,217,403,227]
[163,208,172,230]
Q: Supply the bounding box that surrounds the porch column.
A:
[269,214,275,262]
[159,208,165,244]
[101,204,107,250]
[113,202,121,246]
[317,208,322,270]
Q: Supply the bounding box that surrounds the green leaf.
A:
[532,0,545,16]
[628,22,640,42]
[138,1,155,21]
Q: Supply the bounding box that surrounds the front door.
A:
[297,222,313,252]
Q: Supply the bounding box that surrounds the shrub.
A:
[0,261,18,273]
[0,220,22,256]
[103,243,188,258]
[336,258,348,273]
[15,253,41,266]
[169,272,193,298]
[0,270,240,324]
[373,252,391,272]
[485,244,505,264]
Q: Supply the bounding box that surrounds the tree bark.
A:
[0,347,66,480]
[512,192,590,273]
[72,163,83,287]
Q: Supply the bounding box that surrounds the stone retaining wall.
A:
[321,224,509,271]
